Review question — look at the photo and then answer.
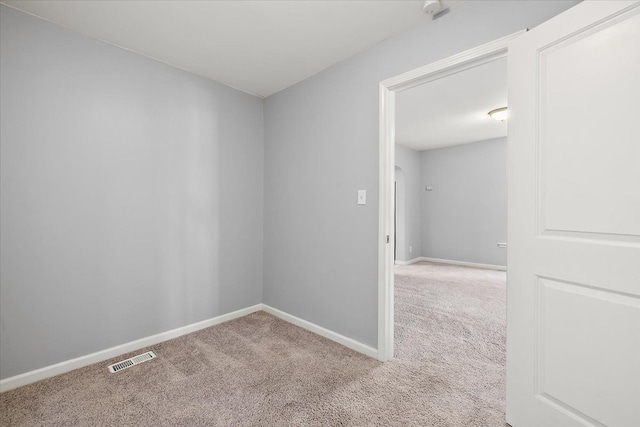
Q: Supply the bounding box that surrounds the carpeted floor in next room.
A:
[0,262,507,426]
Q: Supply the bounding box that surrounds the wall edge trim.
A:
[0,304,263,392]
[419,257,507,271]
[394,257,423,265]
[261,304,379,359]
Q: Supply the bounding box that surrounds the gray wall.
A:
[395,145,422,262]
[0,6,264,379]
[263,1,578,348]
[421,138,507,266]
[394,166,406,261]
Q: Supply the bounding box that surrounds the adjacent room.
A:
[392,57,508,419]
[1,1,638,426]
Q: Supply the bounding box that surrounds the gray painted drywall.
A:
[0,5,264,379]
[263,1,579,348]
[421,138,507,266]
[394,167,406,261]
[395,145,422,262]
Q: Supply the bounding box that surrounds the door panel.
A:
[506,1,640,426]
[539,11,640,238]
[540,278,640,426]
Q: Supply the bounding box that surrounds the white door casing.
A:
[378,31,524,362]
[506,1,640,426]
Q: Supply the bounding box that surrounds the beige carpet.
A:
[0,262,506,426]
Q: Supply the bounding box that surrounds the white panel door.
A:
[506,1,640,426]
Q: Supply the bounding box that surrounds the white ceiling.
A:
[2,0,446,98]
[396,57,507,151]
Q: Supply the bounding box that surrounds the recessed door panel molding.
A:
[507,1,640,426]
[533,237,640,296]
[536,7,640,240]
[535,277,640,426]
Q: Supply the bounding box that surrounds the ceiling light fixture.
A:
[488,107,508,121]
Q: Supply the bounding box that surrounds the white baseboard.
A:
[417,257,506,271]
[0,304,262,393]
[394,257,422,266]
[1,303,380,393]
[260,304,379,360]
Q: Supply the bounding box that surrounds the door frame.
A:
[377,30,525,361]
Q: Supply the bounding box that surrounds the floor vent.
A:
[108,351,156,373]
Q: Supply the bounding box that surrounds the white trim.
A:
[378,81,395,362]
[396,256,506,270]
[378,30,525,364]
[394,257,422,266]
[418,257,506,271]
[380,30,526,91]
[0,304,262,392]
[261,304,379,359]
[1,303,379,393]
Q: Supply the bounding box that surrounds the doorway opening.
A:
[377,30,524,361]
[377,31,522,423]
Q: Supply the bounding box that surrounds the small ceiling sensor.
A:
[423,0,444,17]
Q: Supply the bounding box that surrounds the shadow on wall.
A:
[394,144,422,263]
[394,166,405,262]
[0,5,264,380]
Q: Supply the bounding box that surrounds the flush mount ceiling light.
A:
[488,107,508,121]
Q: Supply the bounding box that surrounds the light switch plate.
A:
[358,190,366,205]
